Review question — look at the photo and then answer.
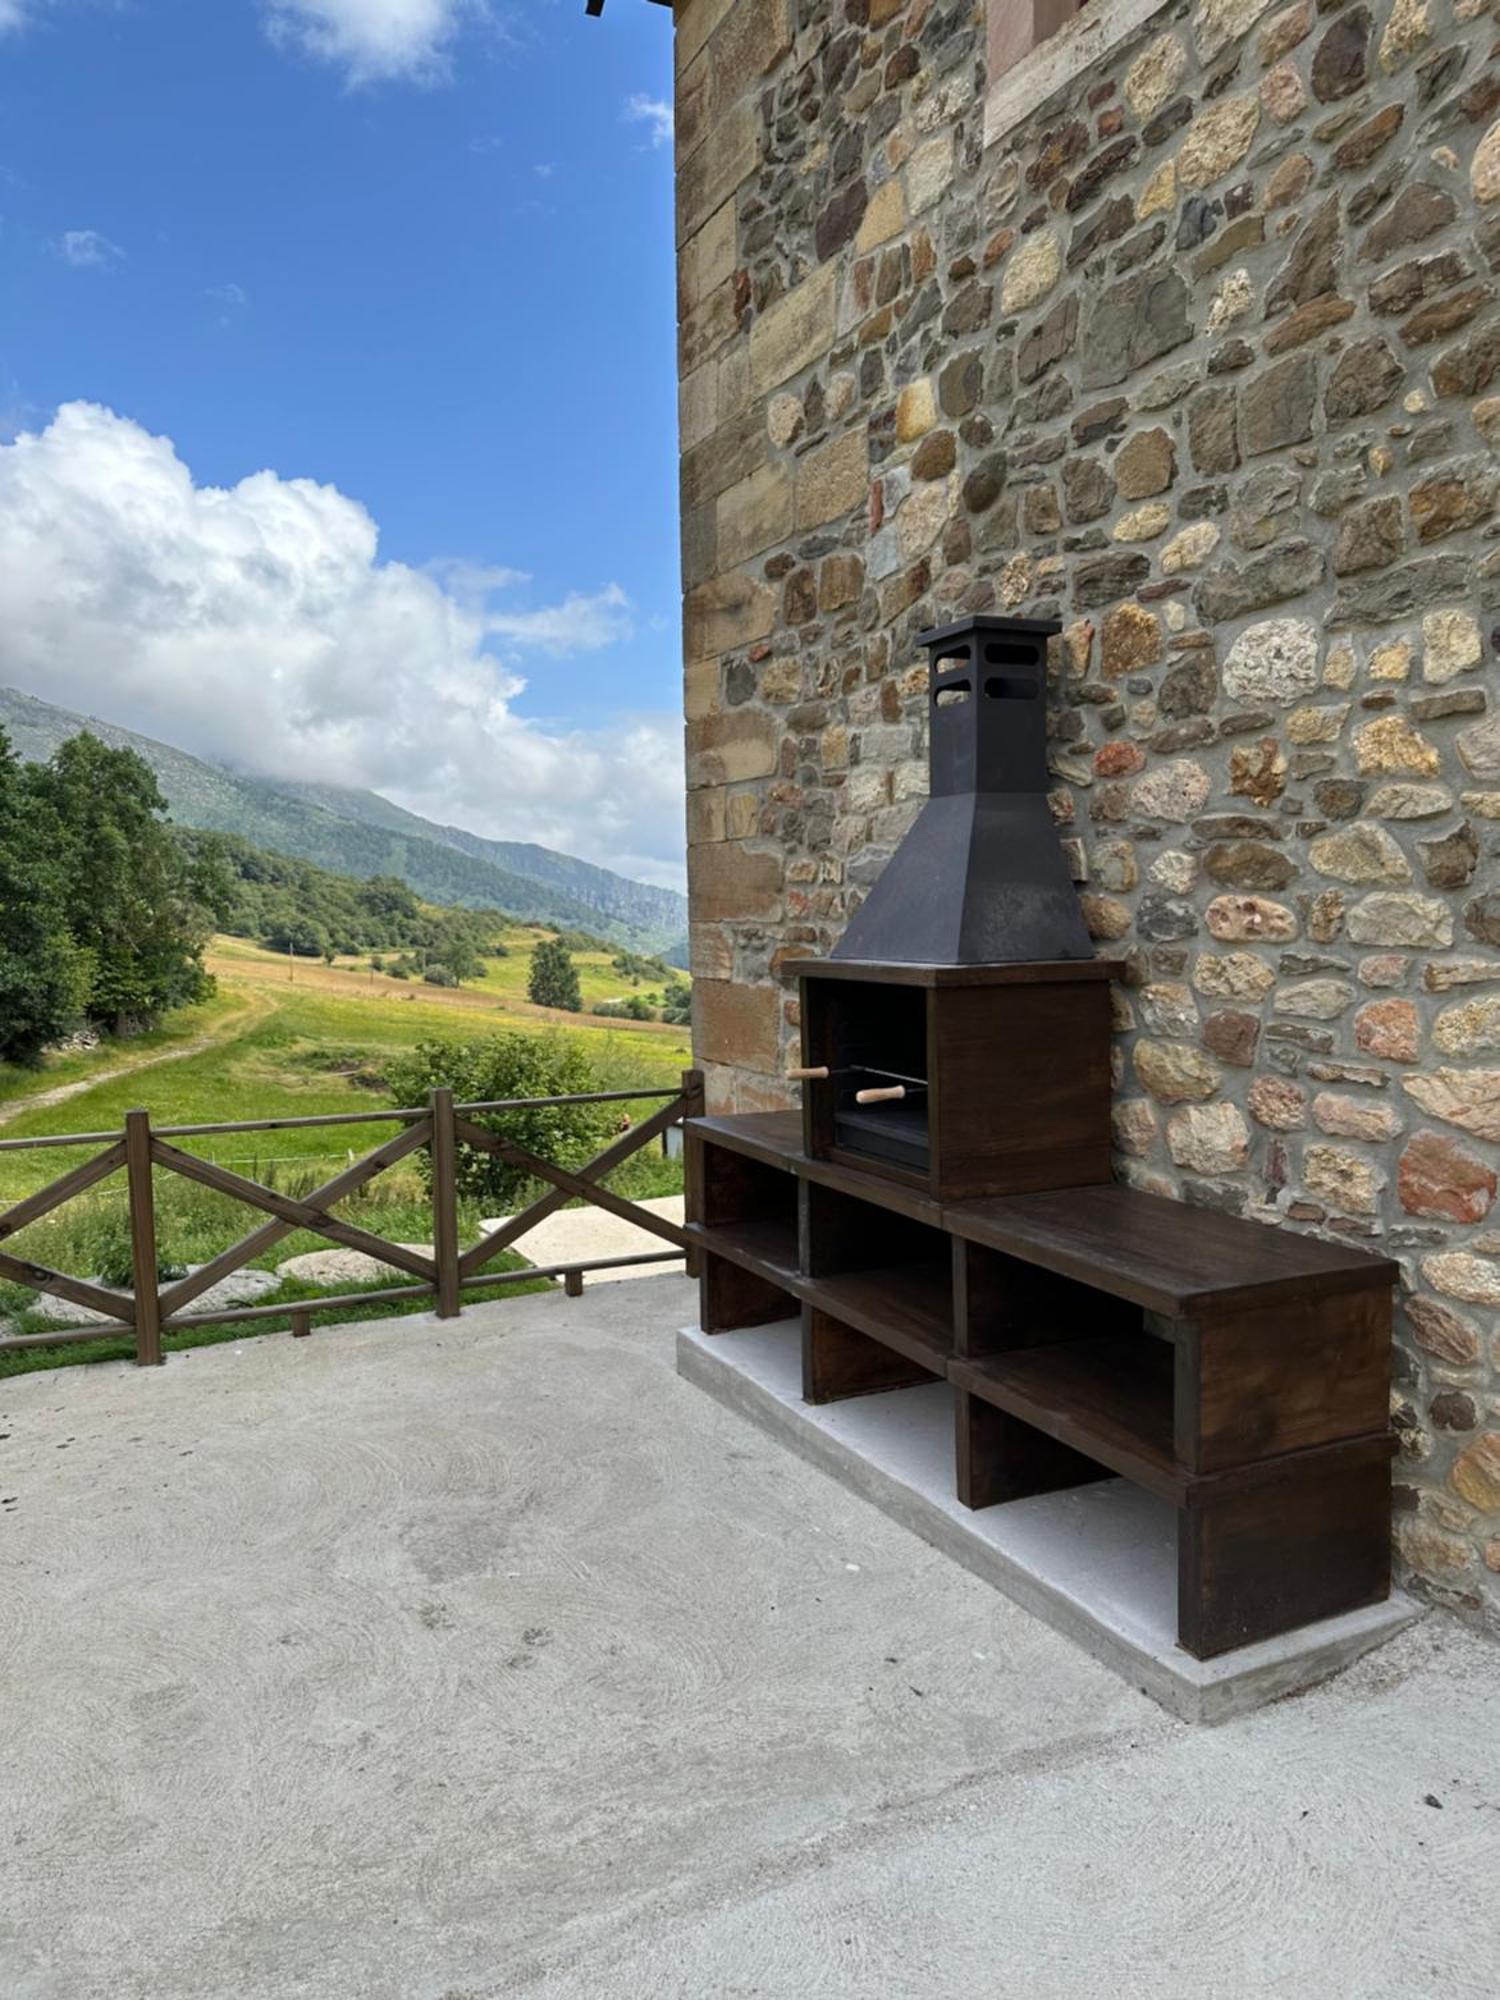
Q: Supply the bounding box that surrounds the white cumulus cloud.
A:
[0,403,684,888]
[624,93,673,149]
[55,229,124,268]
[262,0,486,84]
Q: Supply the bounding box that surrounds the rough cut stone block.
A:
[694,976,782,1071]
[689,840,783,925]
[685,573,775,662]
[687,712,781,790]
[678,98,759,246]
[749,268,837,395]
[796,430,869,530]
[1080,271,1192,387]
[716,462,793,569]
[707,0,791,124]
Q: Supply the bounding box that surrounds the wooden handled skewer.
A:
[788,1066,927,1103]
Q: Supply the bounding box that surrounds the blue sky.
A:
[0,0,686,887]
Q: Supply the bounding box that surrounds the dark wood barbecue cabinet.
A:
[685,616,1398,1663]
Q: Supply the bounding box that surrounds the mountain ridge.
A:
[0,685,688,961]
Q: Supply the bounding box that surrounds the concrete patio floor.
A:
[1,1273,1496,2000]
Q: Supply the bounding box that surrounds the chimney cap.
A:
[916,614,1063,651]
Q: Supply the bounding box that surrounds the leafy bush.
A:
[660,978,692,1026]
[385,1032,617,1212]
[263,916,328,959]
[610,949,671,985]
[596,995,657,1022]
[551,928,612,954]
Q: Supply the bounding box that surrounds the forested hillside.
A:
[0,686,687,961]
[178,830,510,982]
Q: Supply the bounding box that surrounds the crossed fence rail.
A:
[0,1070,704,1364]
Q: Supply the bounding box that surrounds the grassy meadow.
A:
[0,929,693,1377]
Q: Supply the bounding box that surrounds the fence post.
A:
[124,1108,163,1368]
[430,1087,462,1320]
[681,1067,705,1281]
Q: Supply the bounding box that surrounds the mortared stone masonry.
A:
[672,0,1500,1624]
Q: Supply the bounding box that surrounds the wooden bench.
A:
[685,1112,1397,1660]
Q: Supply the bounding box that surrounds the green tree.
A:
[422,916,482,982]
[386,1032,615,1211]
[32,733,212,1033]
[0,733,91,1065]
[176,831,238,929]
[528,937,582,1013]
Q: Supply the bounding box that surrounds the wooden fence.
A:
[0,1070,704,1364]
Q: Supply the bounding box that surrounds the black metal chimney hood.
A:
[833,615,1093,967]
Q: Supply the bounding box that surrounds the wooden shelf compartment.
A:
[691,1226,801,1338]
[951,1334,1181,1503]
[801,1263,954,1374]
[951,1333,1399,1514]
[802,1300,950,1407]
[684,1217,801,1289]
[691,1128,801,1335]
[801,1178,955,1371]
[696,1131,797,1249]
[685,1112,946,1229]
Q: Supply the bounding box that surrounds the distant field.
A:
[214,928,687,1030]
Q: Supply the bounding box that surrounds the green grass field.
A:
[0,934,694,1378]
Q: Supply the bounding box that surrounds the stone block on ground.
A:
[27,1263,284,1330]
[276,1247,434,1288]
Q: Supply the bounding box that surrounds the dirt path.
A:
[0,991,274,1131]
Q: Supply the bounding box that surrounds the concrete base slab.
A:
[678,1319,1422,1724]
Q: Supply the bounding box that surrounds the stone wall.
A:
[673,0,1500,1622]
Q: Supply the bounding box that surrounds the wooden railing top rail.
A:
[0,1084,687,1154]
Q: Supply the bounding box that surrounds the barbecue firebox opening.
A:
[828,982,929,1174]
